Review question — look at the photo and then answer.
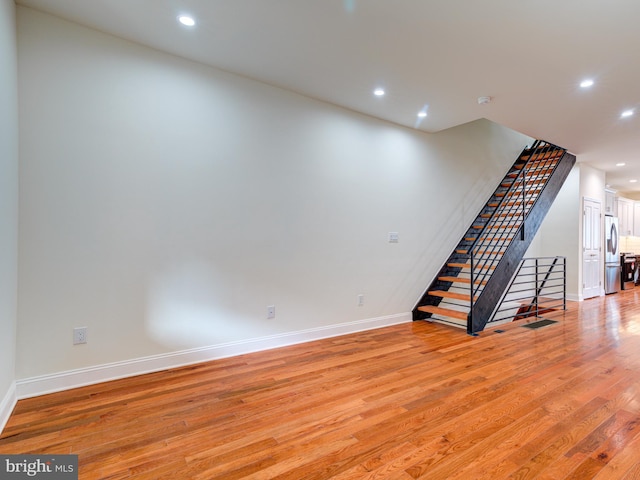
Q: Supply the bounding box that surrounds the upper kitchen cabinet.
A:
[634,202,640,237]
[618,197,634,236]
[605,189,617,216]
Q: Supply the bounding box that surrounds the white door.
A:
[583,197,601,299]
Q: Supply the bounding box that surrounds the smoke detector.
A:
[477,96,492,105]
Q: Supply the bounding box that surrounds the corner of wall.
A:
[0,0,19,432]
[0,381,17,433]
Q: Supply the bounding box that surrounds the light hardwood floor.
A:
[3,290,640,479]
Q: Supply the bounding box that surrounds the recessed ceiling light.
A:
[373,88,385,97]
[580,79,594,88]
[631,179,638,183]
[616,162,626,167]
[417,111,427,118]
[621,109,634,118]
[178,15,196,27]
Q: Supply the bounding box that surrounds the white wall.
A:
[0,0,19,427]
[580,164,606,204]
[553,166,581,300]
[526,162,604,301]
[16,7,531,385]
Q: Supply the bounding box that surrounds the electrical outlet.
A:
[267,305,276,319]
[357,294,364,306]
[73,327,87,345]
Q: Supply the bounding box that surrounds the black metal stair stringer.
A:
[468,150,576,334]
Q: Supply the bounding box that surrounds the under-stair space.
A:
[413,140,576,334]
[488,256,566,327]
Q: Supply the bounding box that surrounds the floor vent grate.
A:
[521,319,557,329]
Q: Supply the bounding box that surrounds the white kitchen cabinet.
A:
[605,189,617,216]
[618,197,633,236]
[634,202,640,237]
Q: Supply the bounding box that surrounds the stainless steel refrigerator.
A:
[605,215,620,294]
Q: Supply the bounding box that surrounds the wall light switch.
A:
[267,305,276,319]
[388,232,399,243]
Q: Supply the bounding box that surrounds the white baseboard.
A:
[16,312,411,400]
[0,381,17,434]
[567,293,581,302]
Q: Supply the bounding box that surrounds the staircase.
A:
[412,140,576,335]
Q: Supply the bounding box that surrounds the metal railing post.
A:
[534,258,539,317]
[563,256,567,310]
[469,251,474,334]
[521,165,527,241]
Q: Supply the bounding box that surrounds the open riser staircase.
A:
[413,140,576,334]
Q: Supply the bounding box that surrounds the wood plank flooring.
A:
[3,289,640,479]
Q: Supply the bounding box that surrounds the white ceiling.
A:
[16,0,640,192]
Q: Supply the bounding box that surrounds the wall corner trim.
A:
[16,312,411,400]
[0,382,17,435]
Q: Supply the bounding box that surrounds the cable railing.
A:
[488,256,566,325]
